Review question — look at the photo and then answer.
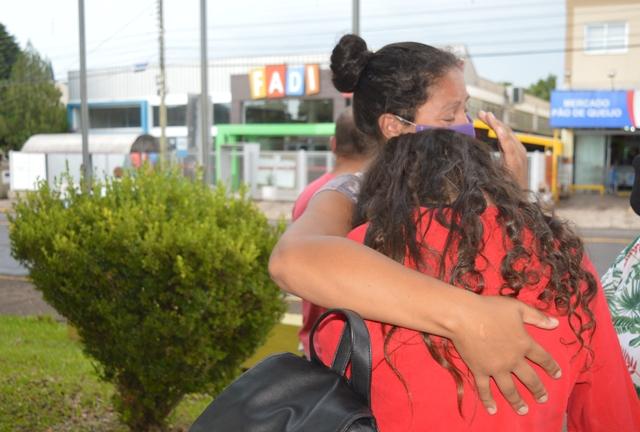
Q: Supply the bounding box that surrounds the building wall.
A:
[67,53,330,104]
[566,0,640,89]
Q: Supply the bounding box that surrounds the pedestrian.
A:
[269,34,557,416]
[292,107,377,358]
[602,153,640,397]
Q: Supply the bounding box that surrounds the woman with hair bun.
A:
[270,35,555,416]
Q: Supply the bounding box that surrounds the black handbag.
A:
[189,308,378,432]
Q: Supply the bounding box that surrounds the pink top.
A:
[291,172,336,357]
[291,172,336,221]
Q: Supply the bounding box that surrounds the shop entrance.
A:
[609,134,640,191]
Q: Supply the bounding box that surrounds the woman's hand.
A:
[478,110,528,189]
[450,295,562,415]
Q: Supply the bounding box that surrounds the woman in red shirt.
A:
[316,129,640,431]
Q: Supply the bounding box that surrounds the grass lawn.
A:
[0,315,300,432]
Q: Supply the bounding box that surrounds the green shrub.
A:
[9,168,285,431]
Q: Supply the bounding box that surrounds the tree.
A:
[0,44,67,151]
[10,168,286,431]
[0,23,20,81]
[527,74,557,102]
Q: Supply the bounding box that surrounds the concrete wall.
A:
[67,53,330,104]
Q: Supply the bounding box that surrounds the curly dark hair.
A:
[356,129,598,414]
[330,34,459,142]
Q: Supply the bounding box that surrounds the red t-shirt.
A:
[291,172,336,357]
[315,207,640,431]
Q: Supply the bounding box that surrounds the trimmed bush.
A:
[9,168,285,431]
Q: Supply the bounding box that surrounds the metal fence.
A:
[218,144,334,201]
[219,144,551,203]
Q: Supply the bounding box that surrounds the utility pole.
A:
[200,0,212,185]
[78,0,92,187]
[352,0,360,35]
[157,0,167,167]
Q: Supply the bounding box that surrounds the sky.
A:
[1,0,569,88]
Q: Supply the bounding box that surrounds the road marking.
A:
[582,237,635,245]
[0,274,29,282]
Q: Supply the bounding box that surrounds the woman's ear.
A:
[378,113,406,140]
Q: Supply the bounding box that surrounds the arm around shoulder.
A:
[269,190,355,297]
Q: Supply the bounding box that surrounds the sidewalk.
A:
[256,194,640,231]
[554,193,640,230]
[2,194,637,229]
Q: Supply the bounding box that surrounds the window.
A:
[213,103,231,124]
[88,106,141,128]
[574,135,606,185]
[243,99,333,124]
[584,22,628,54]
[152,105,187,127]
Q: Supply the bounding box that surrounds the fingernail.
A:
[537,394,548,403]
[548,317,559,326]
[554,369,562,379]
[517,405,529,415]
[487,406,497,415]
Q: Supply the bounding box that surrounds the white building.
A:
[64,48,553,144]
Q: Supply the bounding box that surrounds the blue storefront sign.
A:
[550,90,640,128]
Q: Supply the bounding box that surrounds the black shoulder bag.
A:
[189,308,378,432]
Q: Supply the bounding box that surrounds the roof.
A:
[21,134,140,154]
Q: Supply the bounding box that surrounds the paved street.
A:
[579,228,638,276]
[0,213,27,276]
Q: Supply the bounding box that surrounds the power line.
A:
[467,42,640,58]
[55,0,156,73]
[8,1,637,80]
[88,1,155,55]
[46,39,640,84]
[0,0,623,51]
[0,0,635,50]
[40,7,640,65]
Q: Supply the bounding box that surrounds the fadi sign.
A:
[249,64,320,99]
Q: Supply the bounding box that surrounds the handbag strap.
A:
[308,308,372,407]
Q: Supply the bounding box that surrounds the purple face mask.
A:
[395,114,476,138]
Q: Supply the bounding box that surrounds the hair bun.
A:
[330,34,372,93]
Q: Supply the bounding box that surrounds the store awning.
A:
[21,133,140,154]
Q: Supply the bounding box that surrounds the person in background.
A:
[292,107,375,219]
[291,107,377,358]
[602,153,640,397]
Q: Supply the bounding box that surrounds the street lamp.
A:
[608,69,617,90]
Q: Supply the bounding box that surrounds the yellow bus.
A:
[473,120,563,200]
